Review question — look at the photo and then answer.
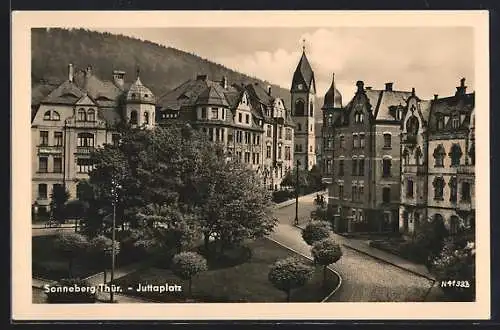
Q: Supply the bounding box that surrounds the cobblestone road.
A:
[270,195,435,302]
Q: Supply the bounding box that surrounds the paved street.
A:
[270,194,436,302]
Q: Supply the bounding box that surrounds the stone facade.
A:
[31,65,155,213]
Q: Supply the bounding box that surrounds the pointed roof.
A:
[291,49,316,93]
[323,73,342,109]
[126,71,155,105]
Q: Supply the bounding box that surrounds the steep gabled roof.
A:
[195,84,229,107]
[40,80,86,105]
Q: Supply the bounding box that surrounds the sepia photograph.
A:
[12,10,490,320]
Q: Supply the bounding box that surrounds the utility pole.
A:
[294,159,299,226]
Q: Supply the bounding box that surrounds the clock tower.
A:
[291,44,316,170]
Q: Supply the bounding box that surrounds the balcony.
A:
[321,176,333,184]
[75,146,95,154]
[402,165,426,175]
[37,145,63,155]
[401,133,417,144]
[457,199,474,211]
[457,165,475,175]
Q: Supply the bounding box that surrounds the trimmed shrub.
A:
[268,257,314,302]
[311,238,343,287]
[171,252,208,297]
[302,221,332,245]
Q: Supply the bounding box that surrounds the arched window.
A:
[449,144,463,167]
[130,110,138,125]
[449,176,457,202]
[383,133,392,148]
[415,146,423,165]
[433,144,445,167]
[309,102,314,117]
[402,148,409,165]
[43,111,51,120]
[354,111,364,123]
[295,99,305,116]
[52,111,60,121]
[78,108,86,121]
[436,114,445,130]
[382,158,392,177]
[451,114,460,129]
[144,112,149,124]
[469,142,475,165]
[87,109,95,122]
[433,176,445,200]
[406,116,419,136]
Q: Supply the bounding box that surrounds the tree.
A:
[432,237,475,301]
[50,185,70,223]
[301,221,332,246]
[135,203,201,254]
[268,257,314,302]
[311,237,343,288]
[89,235,120,284]
[171,252,208,298]
[280,166,308,191]
[307,165,326,192]
[53,232,90,278]
[411,217,448,265]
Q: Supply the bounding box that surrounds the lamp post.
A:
[109,177,121,303]
[294,159,299,226]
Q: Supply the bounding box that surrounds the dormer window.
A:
[354,111,364,124]
[131,93,136,99]
[395,109,402,120]
[52,111,60,121]
[436,115,445,130]
[144,94,148,98]
[43,111,51,120]
[452,115,460,129]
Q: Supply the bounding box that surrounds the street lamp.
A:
[109,177,121,303]
[294,159,299,226]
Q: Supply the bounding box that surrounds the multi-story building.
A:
[290,48,317,170]
[156,75,295,190]
[31,64,155,213]
[327,80,411,233]
[399,78,475,236]
[399,89,431,234]
[320,73,343,183]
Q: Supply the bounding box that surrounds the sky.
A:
[95,27,474,101]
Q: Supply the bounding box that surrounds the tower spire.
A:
[302,38,306,53]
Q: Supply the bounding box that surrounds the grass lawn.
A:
[114,238,340,303]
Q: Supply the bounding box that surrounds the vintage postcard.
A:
[11,10,490,320]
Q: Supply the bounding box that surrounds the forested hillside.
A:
[31,28,295,107]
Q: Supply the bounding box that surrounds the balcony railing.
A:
[457,165,475,175]
[402,165,426,175]
[75,146,95,154]
[37,145,63,154]
[321,176,333,184]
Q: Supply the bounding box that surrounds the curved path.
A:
[270,195,435,302]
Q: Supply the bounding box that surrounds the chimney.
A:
[434,94,439,100]
[112,70,126,88]
[68,63,74,82]
[85,66,92,77]
[385,82,393,91]
[221,76,228,89]
[356,80,364,93]
[455,77,467,96]
[267,85,272,96]
[365,86,372,90]
[196,74,207,81]
[411,87,415,96]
